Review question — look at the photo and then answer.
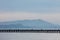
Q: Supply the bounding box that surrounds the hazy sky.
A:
[0,0,60,24]
[0,0,60,12]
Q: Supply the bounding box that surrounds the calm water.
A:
[0,33,60,40]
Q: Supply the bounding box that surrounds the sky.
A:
[0,0,60,24]
[0,0,60,12]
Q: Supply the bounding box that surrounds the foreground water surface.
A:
[0,33,60,40]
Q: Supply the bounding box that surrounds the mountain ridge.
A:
[0,19,60,30]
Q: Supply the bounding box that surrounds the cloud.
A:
[0,12,60,24]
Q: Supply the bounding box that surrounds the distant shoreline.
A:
[0,30,60,33]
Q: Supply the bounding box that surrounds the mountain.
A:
[0,19,60,30]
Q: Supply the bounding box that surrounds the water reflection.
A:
[0,33,60,40]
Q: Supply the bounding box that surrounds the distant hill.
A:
[0,19,60,30]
